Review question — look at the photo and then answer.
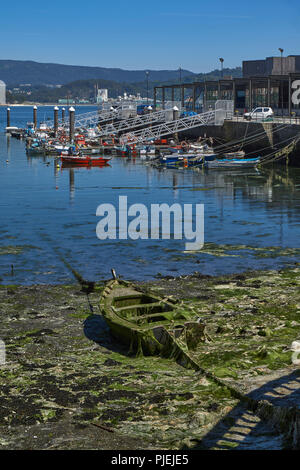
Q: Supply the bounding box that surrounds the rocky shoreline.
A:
[0,267,299,450]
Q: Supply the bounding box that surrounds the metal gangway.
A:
[97,108,174,137]
[47,104,136,129]
[75,106,124,128]
[120,109,220,143]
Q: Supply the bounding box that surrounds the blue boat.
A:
[205,157,260,169]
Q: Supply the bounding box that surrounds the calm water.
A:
[1,106,300,285]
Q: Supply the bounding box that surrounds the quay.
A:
[6,104,300,167]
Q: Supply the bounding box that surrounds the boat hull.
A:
[205,157,260,169]
[100,279,207,359]
[61,156,110,165]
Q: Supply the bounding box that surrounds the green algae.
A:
[190,242,300,259]
[0,245,38,255]
[0,267,299,449]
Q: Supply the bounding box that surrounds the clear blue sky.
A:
[1,0,299,73]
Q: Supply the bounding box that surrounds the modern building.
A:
[153,54,300,115]
[0,80,6,105]
[243,56,300,77]
[96,89,108,103]
[154,73,300,115]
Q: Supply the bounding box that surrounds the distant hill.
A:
[182,67,242,82]
[0,60,196,86]
[6,67,243,104]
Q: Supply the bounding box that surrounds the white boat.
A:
[138,145,156,156]
[222,150,246,159]
[189,143,215,154]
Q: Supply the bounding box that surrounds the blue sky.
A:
[1,0,299,73]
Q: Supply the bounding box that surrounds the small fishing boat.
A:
[222,150,245,159]
[159,153,199,164]
[138,145,156,157]
[26,145,46,155]
[100,271,207,358]
[200,153,217,162]
[205,157,260,169]
[61,155,111,165]
[77,146,103,155]
[159,152,208,168]
[159,145,218,165]
[43,143,74,156]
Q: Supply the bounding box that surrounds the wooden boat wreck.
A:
[100,271,208,364]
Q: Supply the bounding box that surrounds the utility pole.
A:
[145,71,149,104]
[179,67,182,108]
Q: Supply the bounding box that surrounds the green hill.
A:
[0,60,195,86]
[6,67,242,104]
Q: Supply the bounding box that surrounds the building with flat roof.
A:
[154,73,300,115]
[243,56,300,77]
[154,54,300,115]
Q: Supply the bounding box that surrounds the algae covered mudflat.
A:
[0,267,299,450]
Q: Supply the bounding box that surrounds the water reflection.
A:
[0,127,300,285]
[69,169,75,202]
[6,134,10,159]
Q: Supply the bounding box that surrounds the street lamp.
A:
[178,67,183,108]
[145,71,149,104]
[219,58,224,78]
[279,48,284,74]
[278,48,284,115]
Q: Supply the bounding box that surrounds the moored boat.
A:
[61,155,111,165]
[205,157,260,169]
[159,153,200,164]
[222,150,246,159]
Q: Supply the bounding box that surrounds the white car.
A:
[244,107,274,121]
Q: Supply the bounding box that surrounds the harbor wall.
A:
[178,121,300,165]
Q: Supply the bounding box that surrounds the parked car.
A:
[244,107,274,121]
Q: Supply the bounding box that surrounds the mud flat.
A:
[0,267,299,450]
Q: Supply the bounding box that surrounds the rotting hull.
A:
[99,279,205,360]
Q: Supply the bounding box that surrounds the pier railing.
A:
[120,109,219,143]
[97,109,176,137]
[47,105,136,129]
